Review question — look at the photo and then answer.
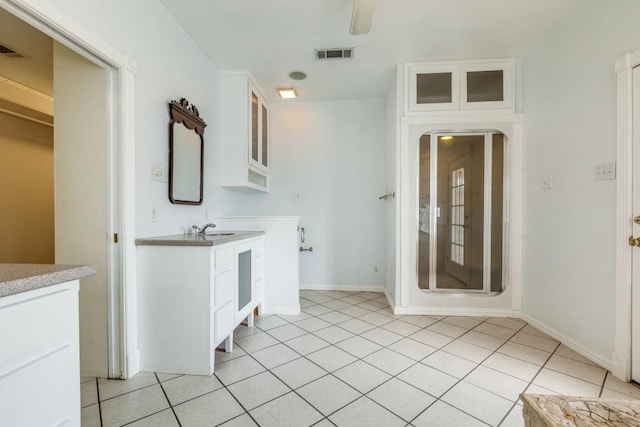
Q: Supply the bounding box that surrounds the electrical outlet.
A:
[594,162,616,181]
[150,207,158,222]
[542,175,553,190]
[374,266,379,273]
[292,193,300,202]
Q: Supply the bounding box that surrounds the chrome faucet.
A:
[192,223,217,236]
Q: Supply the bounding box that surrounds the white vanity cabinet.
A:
[220,70,270,192]
[136,233,264,376]
[0,264,95,427]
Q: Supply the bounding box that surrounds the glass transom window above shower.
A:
[418,132,505,294]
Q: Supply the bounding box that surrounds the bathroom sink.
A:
[205,232,234,236]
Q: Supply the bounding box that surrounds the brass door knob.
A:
[629,236,640,247]
[635,216,640,225]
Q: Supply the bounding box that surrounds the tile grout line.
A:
[599,371,609,398]
[154,373,182,427]
[268,295,495,424]
[242,291,422,423]
[232,334,336,426]
[96,378,104,427]
[405,317,529,426]
[274,293,533,424]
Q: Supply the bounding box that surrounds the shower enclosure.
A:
[418,132,506,294]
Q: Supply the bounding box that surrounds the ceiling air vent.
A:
[0,44,23,58]
[315,48,354,60]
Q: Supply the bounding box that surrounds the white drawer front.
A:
[214,247,234,274]
[214,302,234,345]
[254,238,265,256]
[254,254,264,281]
[214,271,234,310]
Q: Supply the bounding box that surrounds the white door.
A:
[632,65,640,383]
[54,42,111,378]
[446,154,472,286]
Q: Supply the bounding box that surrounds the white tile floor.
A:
[81,290,640,426]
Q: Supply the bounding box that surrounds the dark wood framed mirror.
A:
[169,98,206,205]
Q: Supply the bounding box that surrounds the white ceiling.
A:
[159,0,585,103]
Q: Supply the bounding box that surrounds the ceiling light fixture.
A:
[441,136,453,140]
[277,87,298,99]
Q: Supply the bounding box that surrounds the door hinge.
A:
[113,233,119,243]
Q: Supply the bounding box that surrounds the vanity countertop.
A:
[135,231,264,247]
[0,264,97,298]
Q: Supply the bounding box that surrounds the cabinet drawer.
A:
[214,271,234,310]
[214,302,234,345]
[254,238,265,256]
[254,254,264,281]
[215,247,234,273]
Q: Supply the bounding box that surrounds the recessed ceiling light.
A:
[441,136,453,140]
[277,87,298,99]
[289,71,307,80]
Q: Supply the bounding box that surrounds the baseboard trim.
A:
[520,312,613,372]
[261,305,301,316]
[394,306,520,317]
[300,284,385,292]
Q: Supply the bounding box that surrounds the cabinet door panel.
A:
[251,92,259,163]
[214,270,234,310]
[408,64,459,112]
[214,302,234,345]
[215,247,234,274]
[261,104,268,168]
[459,60,513,110]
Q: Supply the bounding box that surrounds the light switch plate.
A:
[542,175,553,189]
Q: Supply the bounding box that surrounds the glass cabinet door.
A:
[238,249,252,311]
[249,87,269,173]
[251,92,259,163]
[408,64,459,112]
[261,104,268,168]
[460,61,513,110]
[407,60,514,113]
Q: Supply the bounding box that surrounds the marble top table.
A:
[0,264,96,298]
[521,394,640,426]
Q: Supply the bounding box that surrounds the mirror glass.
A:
[171,123,202,202]
[169,98,206,205]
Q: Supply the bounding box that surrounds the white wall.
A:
[246,99,387,289]
[48,0,249,239]
[0,113,54,263]
[521,0,640,359]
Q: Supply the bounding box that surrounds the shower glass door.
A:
[418,132,504,293]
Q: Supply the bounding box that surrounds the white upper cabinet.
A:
[406,59,514,114]
[220,71,270,192]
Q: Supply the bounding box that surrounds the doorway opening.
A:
[418,132,506,294]
[0,0,137,378]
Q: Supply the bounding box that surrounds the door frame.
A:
[0,0,138,378]
[398,114,523,313]
[613,48,640,381]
